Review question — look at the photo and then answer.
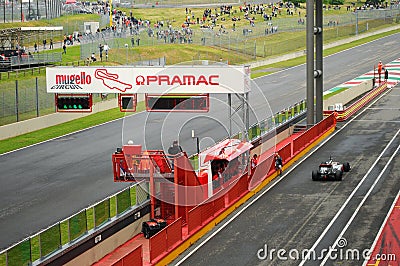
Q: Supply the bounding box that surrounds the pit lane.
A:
[172,85,400,266]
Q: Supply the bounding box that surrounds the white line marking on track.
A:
[352,119,400,123]
[367,107,400,110]
[362,191,400,266]
[173,80,393,266]
[299,128,400,266]
[320,141,400,265]
[0,113,138,156]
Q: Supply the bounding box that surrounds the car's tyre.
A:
[335,170,343,181]
[312,170,318,181]
[343,162,351,172]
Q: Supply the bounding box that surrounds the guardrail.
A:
[9,52,62,68]
[0,182,150,266]
[323,82,388,121]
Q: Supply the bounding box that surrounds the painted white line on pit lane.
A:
[299,128,400,266]
[367,107,400,110]
[173,76,393,266]
[321,141,400,265]
[352,120,400,123]
[363,191,400,266]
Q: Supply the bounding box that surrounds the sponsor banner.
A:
[46,66,250,94]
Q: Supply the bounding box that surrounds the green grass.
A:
[0,253,5,266]
[117,189,131,214]
[30,236,40,262]
[94,199,110,227]
[86,208,95,231]
[110,196,117,218]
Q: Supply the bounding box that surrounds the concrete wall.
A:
[323,79,373,110]
[65,213,150,266]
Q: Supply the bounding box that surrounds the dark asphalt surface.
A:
[0,33,399,250]
[172,86,400,266]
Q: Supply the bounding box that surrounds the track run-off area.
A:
[172,85,400,266]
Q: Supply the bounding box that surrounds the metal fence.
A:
[0,0,62,23]
[0,181,149,266]
[0,76,116,126]
[80,7,400,60]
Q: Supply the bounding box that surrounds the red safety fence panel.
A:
[166,218,182,250]
[201,201,215,223]
[237,174,248,196]
[227,179,240,204]
[248,154,274,190]
[212,192,225,213]
[293,114,335,155]
[122,245,142,266]
[267,154,276,174]
[188,205,202,234]
[149,229,167,262]
[111,260,123,266]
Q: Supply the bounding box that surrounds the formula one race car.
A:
[312,157,350,181]
[142,218,167,239]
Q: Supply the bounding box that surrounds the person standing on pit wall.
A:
[168,140,183,170]
[250,154,258,175]
[384,67,389,82]
[378,61,383,84]
[275,152,283,176]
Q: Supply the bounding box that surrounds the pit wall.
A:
[99,114,336,265]
[324,81,388,121]
[323,79,373,110]
[63,213,149,266]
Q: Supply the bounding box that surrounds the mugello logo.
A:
[50,72,91,90]
[135,74,220,86]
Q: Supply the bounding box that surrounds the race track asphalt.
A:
[172,84,400,266]
[0,33,399,250]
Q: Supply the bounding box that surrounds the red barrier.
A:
[202,201,215,224]
[188,206,202,234]
[249,154,274,190]
[213,192,226,213]
[237,175,248,197]
[227,179,240,204]
[149,229,167,262]
[111,260,123,266]
[293,114,335,155]
[122,245,142,266]
[277,143,291,164]
[166,218,182,250]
